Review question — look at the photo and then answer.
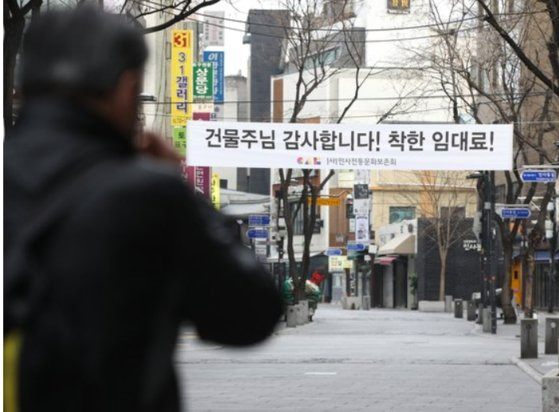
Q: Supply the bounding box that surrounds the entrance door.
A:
[394,259,408,308]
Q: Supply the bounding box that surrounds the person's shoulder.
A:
[98,156,192,201]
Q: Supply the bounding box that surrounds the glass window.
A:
[389,207,416,224]
[387,0,410,12]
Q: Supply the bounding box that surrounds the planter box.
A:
[418,300,445,312]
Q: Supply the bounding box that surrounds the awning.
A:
[377,234,416,255]
[374,256,398,266]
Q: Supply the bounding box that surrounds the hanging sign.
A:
[187,121,513,170]
[171,30,193,126]
[193,62,214,101]
[203,51,224,104]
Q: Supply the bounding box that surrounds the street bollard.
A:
[466,300,477,321]
[545,317,559,355]
[542,368,559,412]
[297,300,309,325]
[362,296,371,311]
[286,306,297,328]
[521,318,538,359]
[445,295,453,313]
[454,299,463,318]
[482,308,491,333]
[476,303,483,325]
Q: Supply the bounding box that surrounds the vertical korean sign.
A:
[203,51,224,104]
[193,62,214,101]
[211,173,220,210]
[171,30,193,182]
[171,30,193,125]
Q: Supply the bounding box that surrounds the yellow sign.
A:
[308,197,341,207]
[329,256,347,272]
[211,173,220,209]
[171,30,193,126]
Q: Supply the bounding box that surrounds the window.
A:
[440,207,465,220]
[288,203,321,236]
[387,0,410,12]
[389,207,415,224]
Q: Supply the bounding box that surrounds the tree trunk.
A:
[524,233,539,318]
[438,250,447,301]
[524,251,535,318]
[501,240,517,324]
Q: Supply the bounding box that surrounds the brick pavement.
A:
[175,304,542,411]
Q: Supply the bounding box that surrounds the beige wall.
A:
[370,171,477,239]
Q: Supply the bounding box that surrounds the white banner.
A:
[186,121,513,170]
[355,215,370,243]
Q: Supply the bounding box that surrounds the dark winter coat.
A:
[4,98,282,412]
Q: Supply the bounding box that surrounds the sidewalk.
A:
[470,311,559,382]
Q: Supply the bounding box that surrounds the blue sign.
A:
[247,229,269,239]
[347,242,366,252]
[203,51,224,104]
[325,248,343,256]
[521,170,556,183]
[248,215,270,226]
[500,208,531,219]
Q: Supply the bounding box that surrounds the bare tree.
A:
[275,0,369,301]
[398,171,477,301]
[4,0,222,131]
[419,0,558,320]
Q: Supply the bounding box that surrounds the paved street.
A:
[175,305,541,412]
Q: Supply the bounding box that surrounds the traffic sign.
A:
[499,208,531,219]
[248,215,271,226]
[521,170,557,183]
[247,229,269,239]
[325,248,343,256]
[347,242,366,252]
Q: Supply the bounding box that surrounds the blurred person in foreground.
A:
[4,8,282,412]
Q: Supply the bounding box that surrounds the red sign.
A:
[193,112,211,121]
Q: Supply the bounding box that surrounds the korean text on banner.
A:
[203,51,224,104]
[193,62,214,101]
[171,30,193,126]
[187,121,514,171]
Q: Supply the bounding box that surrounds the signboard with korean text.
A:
[171,30,193,126]
[202,11,224,47]
[193,62,214,101]
[308,197,341,206]
[521,170,557,183]
[499,208,531,219]
[172,127,186,157]
[248,215,271,226]
[329,255,347,272]
[211,173,220,209]
[194,166,211,198]
[203,51,224,104]
[325,248,343,256]
[187,121,513,170]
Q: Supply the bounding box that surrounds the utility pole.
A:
[547,184,557,313]
[482,173,490,308]
[488,171,497,334]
